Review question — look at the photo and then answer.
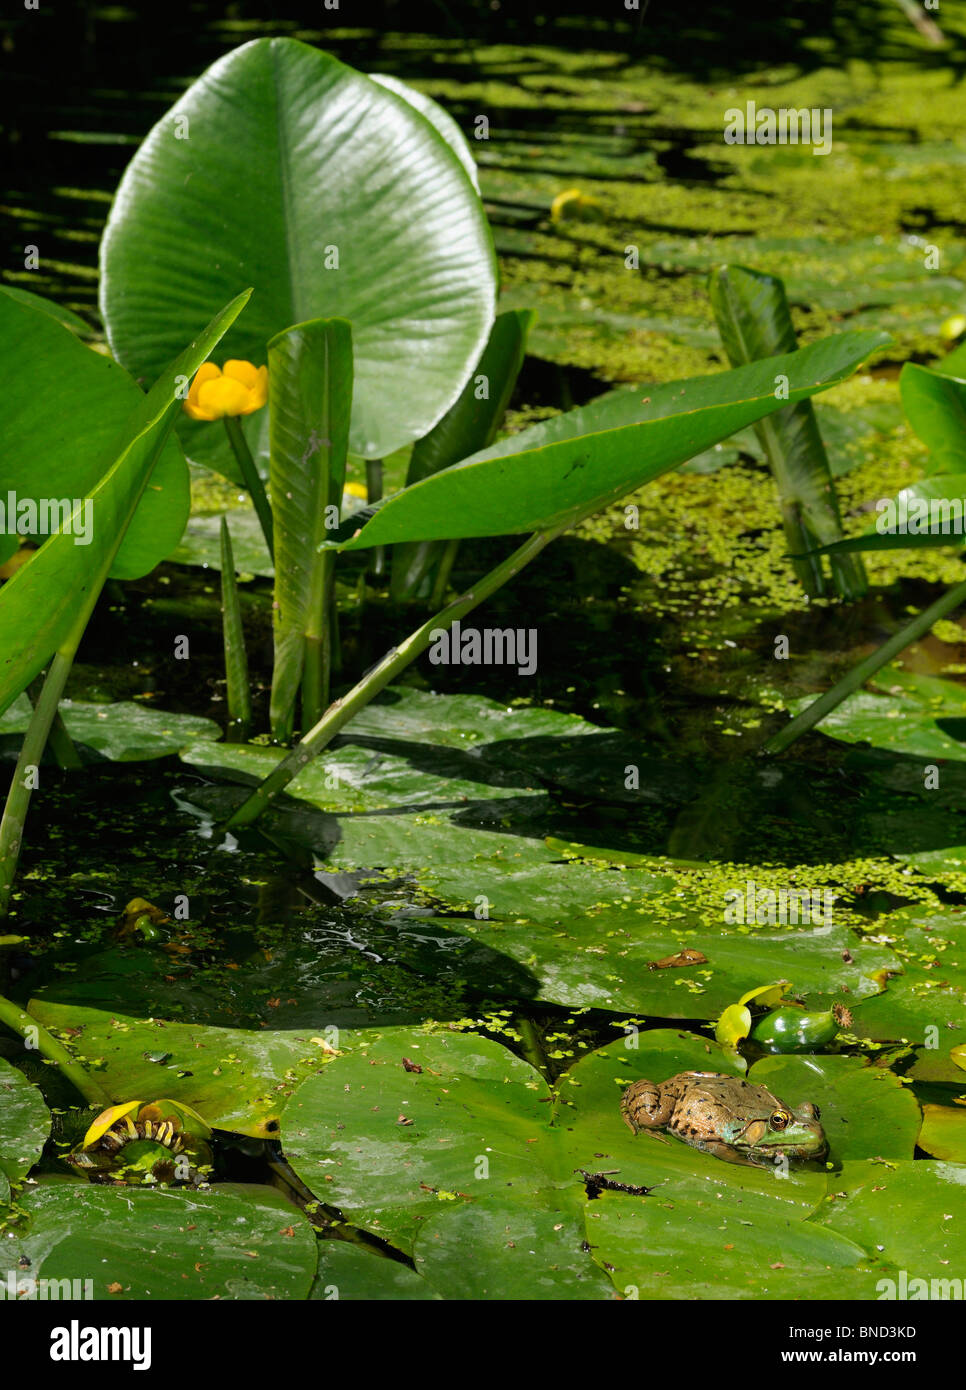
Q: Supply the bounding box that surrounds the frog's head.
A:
[733,1098,827,1163]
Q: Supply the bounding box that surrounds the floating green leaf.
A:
[26,1003,339,1137]
[0,697,221,762]
[0,1180,317,1299]
[0,1056,50,1186]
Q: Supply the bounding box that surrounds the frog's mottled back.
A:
[621,1070,827,1166]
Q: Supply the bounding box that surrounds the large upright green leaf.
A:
[820,362,966,556]
[900,361,966,475]
[269,318,353,741]
[0,292,250,718]
[370,74,479,191]
[99,38,496,462]
[0,292,188,579]
[337,330,889,549]
[708,264,866,598]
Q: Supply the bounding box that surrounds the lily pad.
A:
[310,1238,441,1300]
[26,1003,340,1137]
[918,1104,966,1161]
[814,1160,966,1287]
[748,1054,922,1161]
[790,666,966,762]
[0,697,221,762]
[412,1194,614,1300]
[282,1026,553,1255]
[0,1179,317,1299]
[846,909,966,1063]
[0,1056,50,1185]
[170,508,274,578]
[582,1191,873,1300]
[178,689,900,1018]
[279,1025,885,1298]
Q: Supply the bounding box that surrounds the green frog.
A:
[621,1071,827,1167]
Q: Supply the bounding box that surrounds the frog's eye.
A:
[769,1109,791,1132]
[811,1105,821,1121]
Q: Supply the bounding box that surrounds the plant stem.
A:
[47,712,83,769]
[225,527,560,829]
[224,416,274,562]
[301,547,335,730]
[428,539,460,610]
[0,991,112,1108]
[25,675,82,770]
[219,518,252,741]
[764,572,966,755]
[0,650,76,919]
[365,459,385,578]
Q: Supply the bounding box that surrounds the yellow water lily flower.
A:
[184,359,268,421]
[550,187,603,223]
[82,1100,144,1149]
[941,314,966,343]
[81,1097,212,1150]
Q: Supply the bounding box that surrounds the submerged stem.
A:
[225,527,561,829]
[0,651,76,919]
[428,539,460,610]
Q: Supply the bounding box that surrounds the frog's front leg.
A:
[697,1139,768,1168]
[621,1079,673,1134]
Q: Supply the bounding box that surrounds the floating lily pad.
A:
[179,689,900,1017]
[279,1024,888,1298]
[413,1193,614,1300]
[0,697,221,762]
[846,909,966,1064]
[26,1003,339,1136]
[583,1191,873,1300]
[0,1056,50,1186]
[918,1104,966,1161]
[282,1026,552,1255]
[0,1178,317,1299]
[791,667,966,762]
[748,1054,922,1161]
[310,1238,441,1300]
[441,915,896,1016]
[814,1160,966,1286]
[170,508,273,578]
